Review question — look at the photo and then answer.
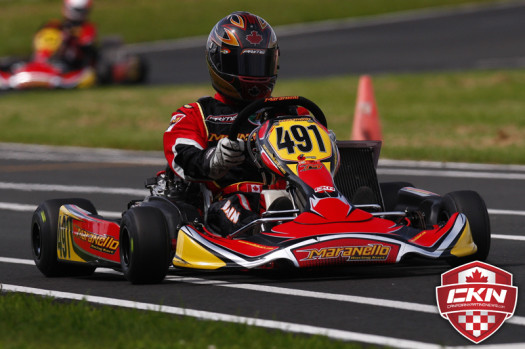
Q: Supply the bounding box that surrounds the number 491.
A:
[275,124,326,154]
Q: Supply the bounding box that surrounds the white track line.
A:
[492,234,525,242]
[2,257,524,328]
[488,209,525,217]
[377,168,525,181]
[0,143,164,165]
[0,257,34,265]
[169,275,525,327]
[3,142,525,180]
[167,275,525,328]
[2,201,524,241]
[0,182,146,196]
[166,275,438,312]
[0,283,450,349]
[0,202,121,219]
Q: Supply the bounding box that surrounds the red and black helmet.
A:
[206,12,279,102]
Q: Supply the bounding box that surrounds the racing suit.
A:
[163,93,306,235]
[35,19,97,71]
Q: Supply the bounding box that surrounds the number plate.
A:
[268,118,332,162]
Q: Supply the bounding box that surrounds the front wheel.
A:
[120,206,171,284]
[31,198,97,277]
[439,191,491,265]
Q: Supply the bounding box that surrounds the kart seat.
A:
[262,189,293,211]
[267,196,294,211]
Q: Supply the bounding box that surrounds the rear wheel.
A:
[439,191,491,265]
[31,198,97,277]
[120,206,171,284]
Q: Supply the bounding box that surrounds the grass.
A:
[1,0,502,56]
[0,292,367,349]
[1,69,524,164]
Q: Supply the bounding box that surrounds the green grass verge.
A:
[1,69,524,164]
[1,0,501,56]
[0,292,368,349]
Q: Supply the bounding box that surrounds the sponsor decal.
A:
[298,160,323,172]
[169,113,186,125]
[73,226,119,255]
[250,184,262,193]
[209,133,250,142]
[246,30,263,45]
[264,96,299,103]
[221,200,240,224]
[314,185,335,193]
[436,261,518,343]
[237,240,275,250]
[242,48,265,55]
[298,244,391,262]
[206,114,237,124]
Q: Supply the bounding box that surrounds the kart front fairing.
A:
[7,61,96,89]
[171,97,477,270]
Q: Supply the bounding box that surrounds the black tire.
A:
[440,191,491,265]
[379,181,414,211]
[120,206,171,284]
[31,198,98,277]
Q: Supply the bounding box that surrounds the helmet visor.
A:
[221,48,278,77]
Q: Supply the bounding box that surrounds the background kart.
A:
[0,27,147,90]
[30,96,491,284]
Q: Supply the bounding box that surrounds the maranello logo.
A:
[436,261,518,344]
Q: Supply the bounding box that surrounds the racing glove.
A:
[207,138,246,179]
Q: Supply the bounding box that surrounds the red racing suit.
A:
[164,93,268,190]
[163,93,307,234]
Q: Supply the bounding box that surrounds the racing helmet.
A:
[63,0,93,22]
[206,12,279,102]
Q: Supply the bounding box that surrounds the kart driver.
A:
[164,12,307,236]
[34,0,97,71]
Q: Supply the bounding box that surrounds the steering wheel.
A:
[228,96,327,141]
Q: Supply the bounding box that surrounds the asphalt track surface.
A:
[1,144,524,348]
[130,1,525,85]
[2,2,525,348]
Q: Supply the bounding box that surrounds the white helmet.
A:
[63,0,93,22]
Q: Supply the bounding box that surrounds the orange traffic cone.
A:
[351,75,382,141]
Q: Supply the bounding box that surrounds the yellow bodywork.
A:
[450,220,478,257]
[56,206,86,262]
[172,230,226,269]
[76,68,97,88]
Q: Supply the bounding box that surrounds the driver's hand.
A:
[208,138,246,179]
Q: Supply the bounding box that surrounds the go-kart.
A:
[0,26,147,90]
[30,96,491,284]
